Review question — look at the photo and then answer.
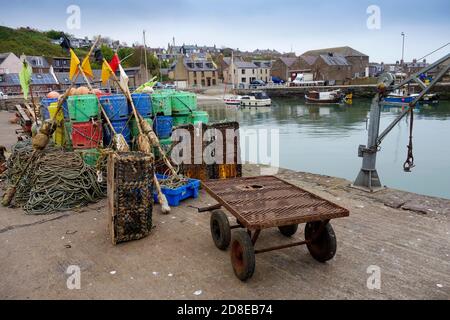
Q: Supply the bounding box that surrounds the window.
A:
[193,71,197,77]
[212,71,215,77]
[241,69,245,75]
[241,78,246,83]
[194,79,197,85]
[201,71,205,77]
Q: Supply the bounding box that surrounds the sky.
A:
[0,0,449,63]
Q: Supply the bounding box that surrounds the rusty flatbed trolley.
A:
[202,176,350,281]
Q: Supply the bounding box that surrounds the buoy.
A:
[76,86,90,95]
[47,91,60,99]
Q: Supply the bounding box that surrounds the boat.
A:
[224,95,242,106]
[305,90,343,104]
[240,91,272,107]
[382,92,420,105]
[421,93,439,104]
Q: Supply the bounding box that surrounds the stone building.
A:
[168,55,218,88]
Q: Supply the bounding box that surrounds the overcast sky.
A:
[1,0,449,63]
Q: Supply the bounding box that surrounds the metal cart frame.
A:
[202,176,350,281]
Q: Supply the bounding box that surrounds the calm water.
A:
[200,98,450,199]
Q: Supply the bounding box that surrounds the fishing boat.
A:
[305,90,343,104]
[382,91,420,105]
[240,91,272,107]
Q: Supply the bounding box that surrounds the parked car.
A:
[249,80,266,89]
[0,91,8,99]
[164,83,177,90]
[271,76,285,84]
[154,82,165,89]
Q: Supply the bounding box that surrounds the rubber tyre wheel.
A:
[305,222,337,263]
[230,230,255,281]
[210,210,231,250]
[278,224,299,237]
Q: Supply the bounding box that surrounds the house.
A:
[405,59,428,74]
[0,52,22,74]
[369,63,385,77]
[0,73,58,96]
[301,46,369,80]
[50,57,71,73]
[168,55,218,88]
[311,53,353,84]
[24,55,50,74]
[252,60,272,83]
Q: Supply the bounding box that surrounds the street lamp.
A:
[401,32,405,65]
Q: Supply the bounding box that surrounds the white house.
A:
[223,57,272,86]
[0,52,22,74]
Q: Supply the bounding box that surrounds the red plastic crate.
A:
[71,121,103,149]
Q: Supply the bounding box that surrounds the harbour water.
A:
[201,99,450,199]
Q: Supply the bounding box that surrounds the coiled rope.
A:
[7,140,106,215]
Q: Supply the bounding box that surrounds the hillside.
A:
[0,26,87,58]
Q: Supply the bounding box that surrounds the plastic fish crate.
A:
[153,174,201,207]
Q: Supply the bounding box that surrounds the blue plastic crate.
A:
[153,174,201,207]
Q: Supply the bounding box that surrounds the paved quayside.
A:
[0,111,448,299]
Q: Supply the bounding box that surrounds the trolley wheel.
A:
[210,210,231,250]
[305,221,337,263]
[230,230,255,281]
[278,224,299,237]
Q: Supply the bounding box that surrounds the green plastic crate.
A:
[151,93,172,116]
[76,148,100,167]
[190,111,209,125]
[171,92,197,115]
[130,117,153,137]
[172,114,191,127]
[68,95,100,123]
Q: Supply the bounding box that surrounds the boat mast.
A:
[143,30,149,82]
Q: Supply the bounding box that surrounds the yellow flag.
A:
[82,56,93,78]
[69,49,80,80]
[101,61,112,85]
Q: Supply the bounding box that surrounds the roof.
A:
[183,58,217,71]
[302,46,368,58]
[0,73,57,86]
[0,53,13,65]
[319,54,351,66]
[278,57,298,67]
[252,60,272,68]
[234,61,258,69]
[55,70,103,85]
[300,55,318,66]
[25,56,50,69]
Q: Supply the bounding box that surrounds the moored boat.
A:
[224,95,242,106]
[240,91,272,107]
[305,90,343,104]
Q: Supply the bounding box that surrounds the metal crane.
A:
[353,53,450,192]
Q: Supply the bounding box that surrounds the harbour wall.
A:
[237,83,450,100]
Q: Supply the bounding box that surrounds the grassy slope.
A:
[0,26,88,60]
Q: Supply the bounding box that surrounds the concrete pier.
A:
[0,111,449,300]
